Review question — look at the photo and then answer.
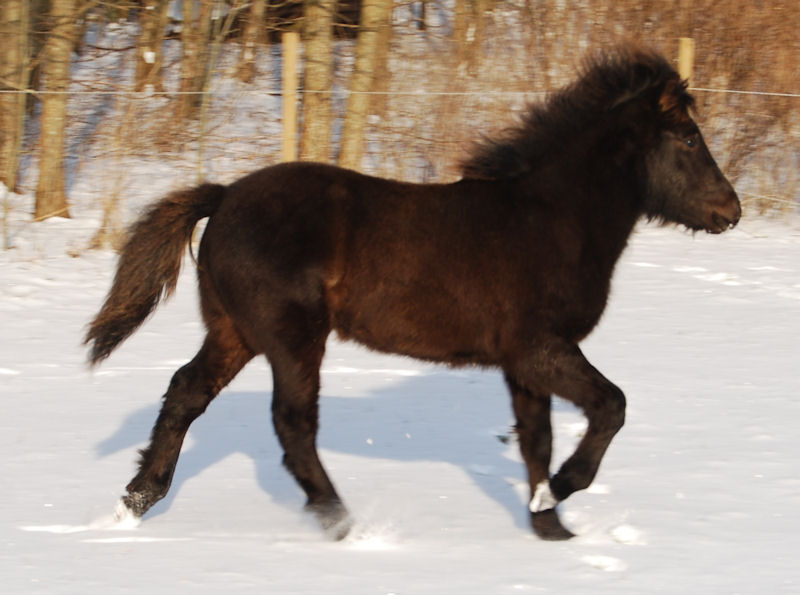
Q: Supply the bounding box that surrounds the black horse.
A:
[86,46,740,540]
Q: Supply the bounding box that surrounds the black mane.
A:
[460,46,695,180]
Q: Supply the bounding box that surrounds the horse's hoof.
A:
[120,491,150,518]
[306,500,352,541]
[113,498,142,528]
[531,509,575,541]
[323,514,353,541]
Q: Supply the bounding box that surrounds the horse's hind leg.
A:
[121,315,253,518]
[504,374,574,540]
[267,327,350,539]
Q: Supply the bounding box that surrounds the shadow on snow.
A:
[96,368,579,532]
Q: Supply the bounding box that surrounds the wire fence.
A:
[2,58,799,221]
[1,87,799,98]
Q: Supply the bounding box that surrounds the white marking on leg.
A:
[111,498,142,529]
[529,479,558,513]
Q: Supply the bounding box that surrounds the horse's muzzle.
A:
[707,192,741,234]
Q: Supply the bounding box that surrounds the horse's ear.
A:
[658,78,695,124]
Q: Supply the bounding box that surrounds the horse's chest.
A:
[529,257,613,342]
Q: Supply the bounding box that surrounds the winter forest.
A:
[0,0,798,249]
[2,2,800,594]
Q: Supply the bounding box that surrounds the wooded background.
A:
[0,1,797,248]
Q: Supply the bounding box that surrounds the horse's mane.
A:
[460,46,695,180]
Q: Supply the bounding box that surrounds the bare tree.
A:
[453,0,491,76]
[134,0,169,92]
[35,0,77,221]
[0,0,30,193]
[176,0,213,121]
[237,0,266,83]
[364,0,393,124]
[338,0,393,171]
[196,1,247,179]
[300,0,337,162]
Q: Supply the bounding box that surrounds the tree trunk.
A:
[453,0,468,56]
[237,0,266,83]
[453,0,490,76]
[34,0,76,221]
[365,0,393,125]
[196,1,246,179]
[299,0,336,162]
[0,0,30,193]
[414,0,426,30]
[176,0,213,120]
[134,0,169,92]
[338,0,393,171]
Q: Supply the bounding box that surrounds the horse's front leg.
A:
[510,340,626,536]
[504,374,574,540]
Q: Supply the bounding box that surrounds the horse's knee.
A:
[162,363,213,423]
[608,384,626,428]
[591,383,626,436]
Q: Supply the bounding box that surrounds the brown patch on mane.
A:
[460,45,695,181]
[658,77,696,126]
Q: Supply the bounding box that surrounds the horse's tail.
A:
[85,183,226,366]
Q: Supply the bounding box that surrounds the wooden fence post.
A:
[281,31,299,162]
[678,37,695,85]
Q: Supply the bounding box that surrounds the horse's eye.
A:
[685,136,697,148]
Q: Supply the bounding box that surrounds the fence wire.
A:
[1,80,798,211]
[1,87,799,98]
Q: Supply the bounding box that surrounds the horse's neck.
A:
[528,162,642,275]
[587,186,641,275]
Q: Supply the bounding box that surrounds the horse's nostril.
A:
[710,211,738,233]
[713,194,741,232]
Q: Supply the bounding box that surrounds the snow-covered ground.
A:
[2,197,799,593]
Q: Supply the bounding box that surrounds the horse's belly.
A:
[330,287,501,365]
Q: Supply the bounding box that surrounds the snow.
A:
[1,21,799,587]
[2,203,799,593]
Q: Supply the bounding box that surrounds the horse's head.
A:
[644,79,741,234]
